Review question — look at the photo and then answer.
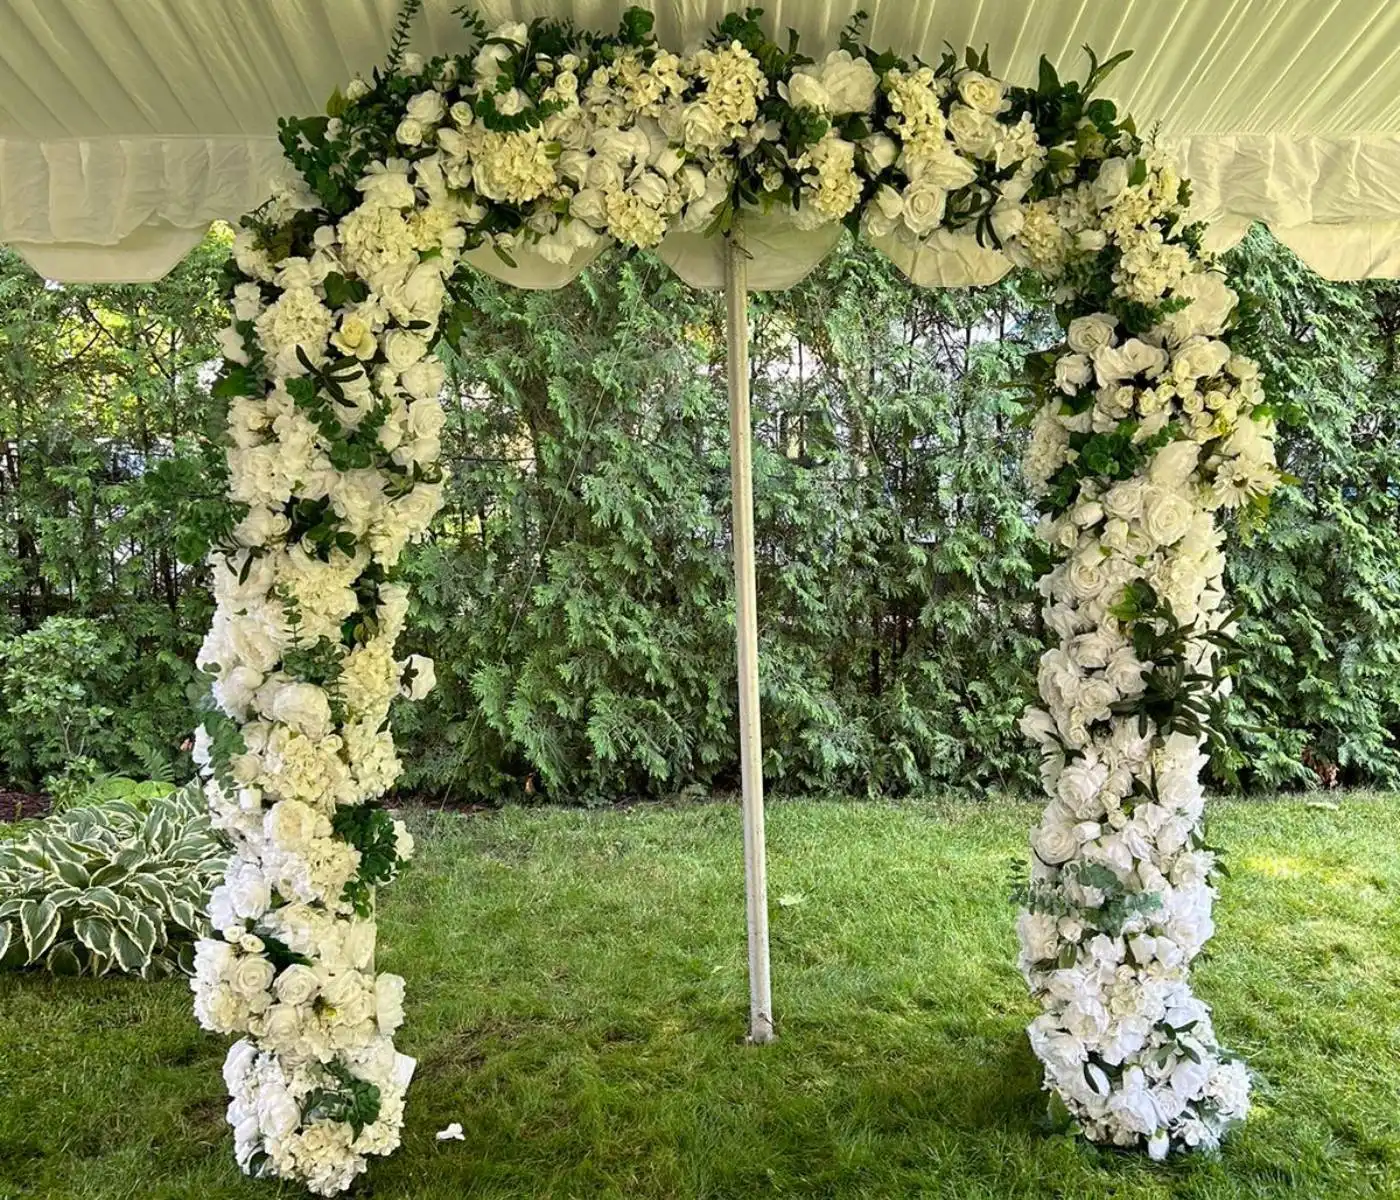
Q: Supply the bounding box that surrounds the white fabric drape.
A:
[4,0,1400,283]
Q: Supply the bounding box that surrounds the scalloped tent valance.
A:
[2,0,1400,284]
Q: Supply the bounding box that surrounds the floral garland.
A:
[192,3,1280,1191]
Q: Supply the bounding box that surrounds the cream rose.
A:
[946,104,998,159]
[1140,485,1194,547]
[1093,338,1169,386]
[956,70,1007,114]
[1067,313,1117,355]
[901,180,947,236]
[384,330,429,371]
[230,954,276,1000]
[274,963,320,1007]
[1054,353,1093,395]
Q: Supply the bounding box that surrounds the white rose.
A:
[495,20,528,45]
[1148,440,1200,490]
[1171,336,1231,383]
[265,799,321,854]
[1054,353,1093,395]
[946,104,997,159]
[901,180,947,236]
[268,681,333,739]
[1103,480,1144,522]
[956,70,1006,115]
[1094,157,1132,207]
[814,49,879,114]
[257,1001,303,1052]
[631,171,670,210]
[570,187,609,230]
[1067,313,1117,355]
[384,329,429,370]
[345,78,371,102]
[375,973,407,1034]
[217,325,250,366]
[331,314,377,361]
[1018,910,1059,962]
[402,653,437,700]
[680,103,728,152]
[400,357,446,401]
[1140,485,1194,547]
[406,90,445,124]
[1093,338,1168,386]
[786,72,830,112]
[1033,819,1079,865]
[227,860,271,919]
[396,117,426,147]
[275,963,321,1007]
[496,88,529,117]
[1104,647,1146,697]
[230,954,275,1000]
[256,1084,301,1141]
[862,134,898,173]
[393,819,415,862]
[1066,548,1110,601]
[1158,271,1237,345]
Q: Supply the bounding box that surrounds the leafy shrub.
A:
[0,781,223,977]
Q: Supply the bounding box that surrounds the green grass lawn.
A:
[2,795,1400,1199]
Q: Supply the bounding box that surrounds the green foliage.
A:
[392,240,1053,803]
[302,1060,383,1138]
[332,804,404,916]
[1217,226,1400,789]
[0,237,229,789]
[4,224,1400,801]
[0,781,223,977]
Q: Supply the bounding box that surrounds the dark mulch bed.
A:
[0,790,50,824]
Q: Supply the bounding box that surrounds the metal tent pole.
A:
[724,228,775,1045]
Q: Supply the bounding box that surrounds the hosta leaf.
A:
[126,874,173,911]
[89,862,131,887]
[42,886,81,908]
[115,848,149,873]
[167,899,200,932]
[81,886,122,914]
[111,926,148,974]
[40,833,85,866]
[127,910,159,957]
[176,941,197,975]
[53,859,90,888]
[7,845,52,872]
[19,898,61,963]
[47,942,82,977]
[0,920,11,962]
[73,916,115,957]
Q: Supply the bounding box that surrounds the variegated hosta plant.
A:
[0,782,224,976]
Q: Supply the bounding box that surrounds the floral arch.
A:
[190,5,1278,1193]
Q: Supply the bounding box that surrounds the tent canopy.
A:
[3,0,1400,284]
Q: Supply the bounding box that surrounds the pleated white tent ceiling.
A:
[3,0,1400,284]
